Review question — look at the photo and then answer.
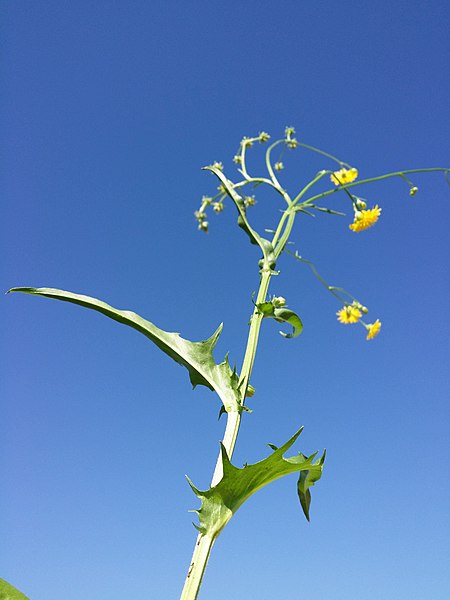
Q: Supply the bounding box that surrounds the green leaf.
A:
[187,428,325,537]
[297,449,326,521]
[8,287,241,412]
[257,302,303,338]
[0,579,30,600]
[204,166,276,272]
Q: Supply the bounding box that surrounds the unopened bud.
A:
[275,162,284,171]
[355,198,367,210]
[409,186,418,196]
[194,210,206,221]
[273,296,286,307]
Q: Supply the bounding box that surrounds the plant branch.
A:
[296,168,450,207]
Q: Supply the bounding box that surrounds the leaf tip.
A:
[206,322,223,350]
[185,475,202,497]
[6,287,39,296]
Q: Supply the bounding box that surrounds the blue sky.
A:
[1,2,449,599]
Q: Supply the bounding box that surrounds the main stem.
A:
[179,269,273,600]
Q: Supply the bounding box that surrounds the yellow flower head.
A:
[366,319,382,340]
[330,167,358,186]
[336,305,362,324]
[349,205,382,232]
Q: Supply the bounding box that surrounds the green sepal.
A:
[8,287,241,412]
[187,427,325,538]
[0,579,30,600]
[297,449,326,521]
[257,302,303,338]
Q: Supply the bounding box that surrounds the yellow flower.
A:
[349,205,382,232]
[336,305,362,324]
[330,167,358,186]
[366,319,381,340]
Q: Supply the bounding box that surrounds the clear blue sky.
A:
[1,2,449,599]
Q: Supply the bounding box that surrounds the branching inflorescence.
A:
[195,127,448,342]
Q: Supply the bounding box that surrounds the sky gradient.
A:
[2,2,449,599]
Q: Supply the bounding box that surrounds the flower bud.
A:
[273,296,286,307]
[409,186,418,196]
[194,210,206,221]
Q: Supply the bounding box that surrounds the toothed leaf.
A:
[188,427,325,537]
[8,287,241,411]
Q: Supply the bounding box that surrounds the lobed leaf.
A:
[187,427,325,538]
[8,287,241,412]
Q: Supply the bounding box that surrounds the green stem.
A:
[286,251,354,304]
[270,171,330,256]
[298,142,350,167]
[293,170,330,205]
[274,209,295,259]
[265,139,285,190]
[297,168,450,207]
[180,534,215,600]
[179,269,273,600]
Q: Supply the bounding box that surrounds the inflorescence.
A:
[194,127,428,341]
